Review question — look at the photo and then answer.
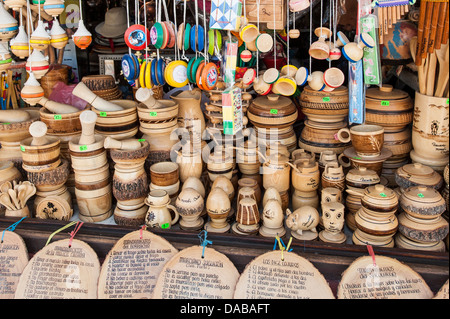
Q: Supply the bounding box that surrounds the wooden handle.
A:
[421,2,435,59]
[415,1,428,65]
[442,2,449,45]
[378,7,384,45]
[29,121,50,146]
[435,2,447,50]
[79,110,97,145]
[426,52,437,96]
[39,97,80,114]
[427,3,441,53]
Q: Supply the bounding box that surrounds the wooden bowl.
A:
[150,161,180,187]
[109,141,150,166]
[39,106,86,136]
[20,136,61,172]
[26,158,70,191]
[93,100,138,140]
[0,108,40,142]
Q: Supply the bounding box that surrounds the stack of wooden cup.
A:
[291,157,320,211]
[150,161,180,206]
[344,167,381,231]
[397,186,448,252]
[352,184,398,248]
[136,88,180,167]
[20,121,73,220]
[69,110,113,222]
[299,86,351,157]
[365,85,413,187]
[342,124,393,177]
[105,137,150,226]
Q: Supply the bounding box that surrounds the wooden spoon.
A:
[17,184,27,209]
[0,181,12,194]
[22,184,36,206]
[8,189,21,210]
[410,37,427,94]
[435,43,449,97]
[0,193,16,210]
[426,51,437,96]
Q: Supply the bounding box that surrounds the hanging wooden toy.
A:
[21,72,45,106]
[10,6,29,59]
[309,27,332,60]
[50,18,69,50]
[73,0,92,49]
[0,3,18,42]
[30,3,51,51]
[323,67,345,89]
[342,32,375,63]
[26,49,49,79]
[327,0,341,61]
[262,0,280,85]
[4,1,27,11]
[0,43,12,72]
[289,9,300,39]
[122,0,143,85]
[43,0,65,17]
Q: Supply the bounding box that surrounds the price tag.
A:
[2,122,11,125]
[322,97,330,102]
[54,115,62,120]
[352,156,362,160]
[100,112,107,117]
[20,145,25,152]
[381,101,390,106]
[270,109,278,115]
[379,193,386,197]
[417,193,425,198]
[138,139,146,142]
[161,223,170,229]
[149,111,158,117]
[79,145,88,151]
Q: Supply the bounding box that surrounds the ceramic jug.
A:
[145,190,179,229]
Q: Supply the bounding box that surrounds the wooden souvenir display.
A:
[93,100,139,140]
[97,229,178,299]
[152,246,239,299]
[145,190,179,229]
[211,175,235,201]
[73,20,92,50]
[15,239,100,299]
[342,33,375,63]
[50,19,69,49]
[0,231,29,299]
[337,255,434,299]
[175,188,204,231]
[262,152,291,194]
[176,146,203,183]
[247,94,298,129]
[321,187,343,204]
[292,189,319,211]
[0,3,18,42]
[25,50,49,80]
[9,26,29,59]
[286,206,320,241]
[43,0,65,17]
[234,251,335,299]
[30,20,51,51]
[343,146,393,177]
[21,72,45,106]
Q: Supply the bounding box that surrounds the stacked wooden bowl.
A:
[81,75,122,100]
[365,85,414,186]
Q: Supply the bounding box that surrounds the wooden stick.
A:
[392,6,397,25]
[426,52,437,96]
[428,2,441,53]
[421,2,435,59]
[435,2,447,50]
[416,1,428,65]
[378,7,384,45]
[388,6,393,28]
[383,7,389,35]
[442,2,449,45]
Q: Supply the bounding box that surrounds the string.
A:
[140,225,147,239]
[329,0,332,68]
[45,221,77,247]
[68,221,84,248]
[203,0,208,63]
[256,0,260,79]
[309,0,312,72]
[173,0,178,61]
[320,0,323,37]
[1,217,26,243]
[286,0,290,75]
[126,0,131,55]
[273,0,276,69]
[26,0,32,71]
[198,229,212,258]
[144,0,148,63]
[194,0,199,59]
[181,0,187,61]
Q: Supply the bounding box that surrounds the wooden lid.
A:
[15,238,100,299]
[97,229,178,299]
[346,167,380,186]
[35,195,73,221]
[249,94,295,115]
[234,251,334,299]
[365,85,413,111]
[0,231,29,299]
[337,255,433,299]
[152,246,239,299]
[402,186,446,205]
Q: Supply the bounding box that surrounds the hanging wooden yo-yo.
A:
[240,24,259,44]
[289,28,300,39]
[334,31,349,47]
[273,76,297,96]
[164,60,189,88]
[0,43,12,72]
[342,32,375,63]
[165,21,176,49]
[4,0,27,11]
[21,72,45,106]
[50,18,68,49]
[73,19,92,50]
[307,70,326,91]
[121,53,140,84]
[125,23,150,51]
[255,33,273,53]
[43,0,65,17]
[263,68,280,85]
[30,20,51,51]
[10,25,29,59]
[253,75,273,96]
[323,67,345,89]
[295,66,309,86]
[200,62,219,91]
[242,68,257,86]
[328,45,341,61]
[0,3,18,42]
[240,49,252,63]
[309,27,332,60]
[26,49,49,79]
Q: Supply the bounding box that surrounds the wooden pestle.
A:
[0,109,31,123]
[39,96,80,114]
[78,110,97,145]
[72,82,124,112]
[104,137,142,150]
[135,87,164,109]
[29,121,50,146]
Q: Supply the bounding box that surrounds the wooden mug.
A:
[350,124,385,157]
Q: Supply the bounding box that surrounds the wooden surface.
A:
[0,216,448,297]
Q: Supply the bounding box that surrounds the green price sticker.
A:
[381,101,390,106]
[2,122,11,125]
[20,145,25,152]
[138,139,146,142]
[270,109,278,115]
[322,97,331,102]
[353,156,362,160]
[149,111,158,117]
[100,112,107,117]
[379,193,387,197]
[417,193,425,198]
[79,145,88,151]
[54,114,62,120]
[161,223,170,229]
[446,99,449,105]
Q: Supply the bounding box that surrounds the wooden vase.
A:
[205,187,231,233]
[233,197,260,235]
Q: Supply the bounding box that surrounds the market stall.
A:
[0,0,448,300]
